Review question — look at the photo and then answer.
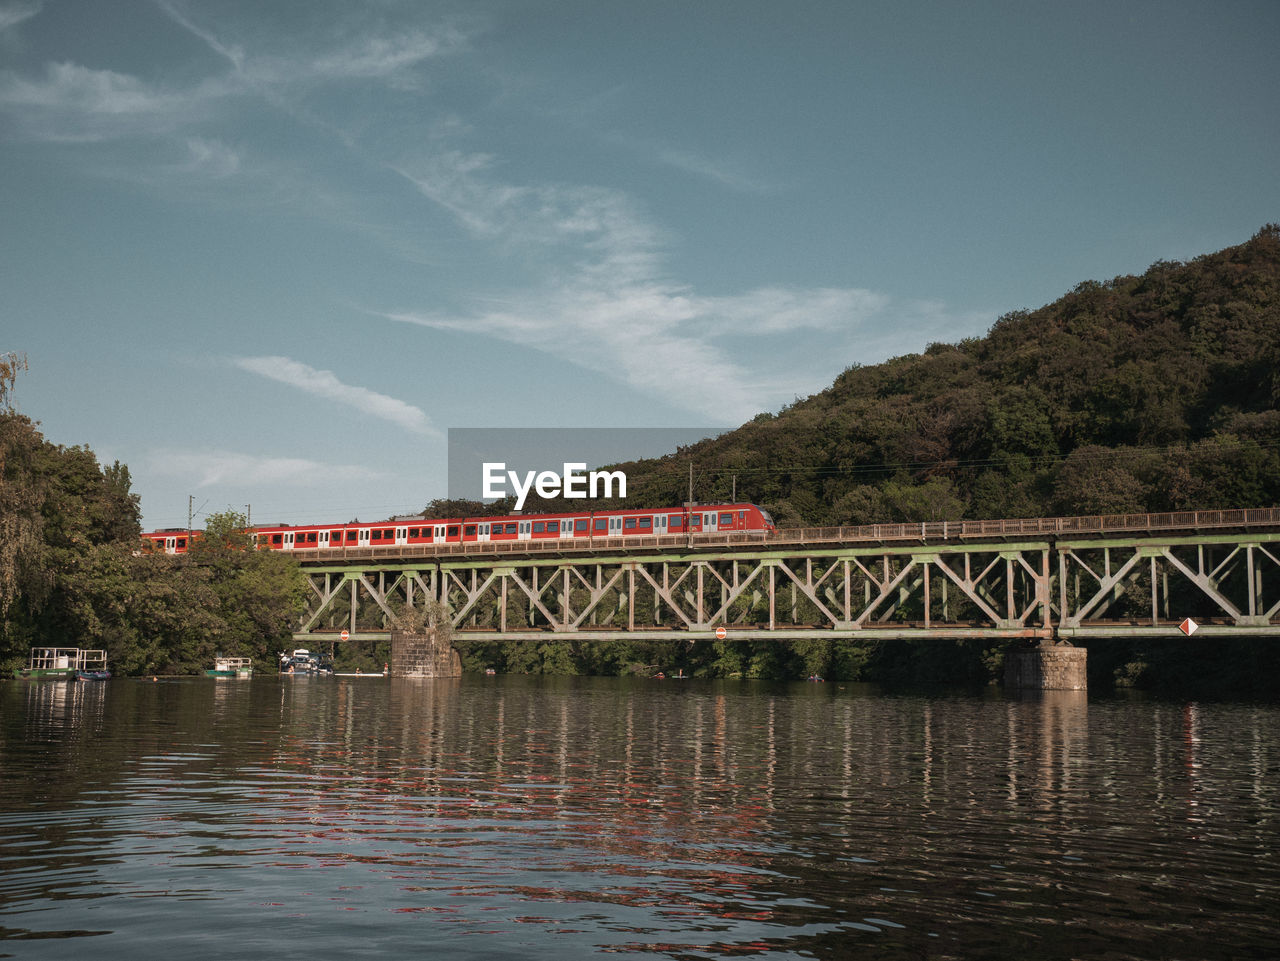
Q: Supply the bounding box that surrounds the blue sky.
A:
[2,0,1277,530]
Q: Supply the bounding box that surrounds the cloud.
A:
[0,1,40,33]
[0,61,206,141]
[649,143,774,194]
[386,153,988,422]
[1,7,466,146]
[233,355,439,436]
[178,137,241,178]
[157,1,466,89]
[147,448,382,488]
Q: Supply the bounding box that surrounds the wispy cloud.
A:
[0,61,209,141]
[178,137,241,177]
[1,5,466,146]
[386,153,987,422]
[147,448,382,488]
[649,143,774,194]
[233,355,438,436]
[0,1,40,33]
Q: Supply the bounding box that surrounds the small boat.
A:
[15,647,108,680]
[205,656,253,678]
[75,669,112,681]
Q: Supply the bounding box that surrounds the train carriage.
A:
[141,503,776,554]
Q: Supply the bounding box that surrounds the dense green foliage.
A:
[0,374,306,675]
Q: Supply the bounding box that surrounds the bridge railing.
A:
[281,506,1280,564]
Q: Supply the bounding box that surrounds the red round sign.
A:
[715,627,727,640]
[340,630,350,641]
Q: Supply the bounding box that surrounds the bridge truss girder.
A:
[293,543,1054,643]
[1057,533,1280,638]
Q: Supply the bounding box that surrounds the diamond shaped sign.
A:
[1178,618,1199,636]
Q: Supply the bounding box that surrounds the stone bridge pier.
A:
[390,629,461,678]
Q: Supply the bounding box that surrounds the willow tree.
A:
[0,353,48,649]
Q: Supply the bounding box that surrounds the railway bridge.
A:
[288,509,1280,662]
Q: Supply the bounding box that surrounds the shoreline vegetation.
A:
[3,227,1279,697]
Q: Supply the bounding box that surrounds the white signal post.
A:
[1179,618,1198,636]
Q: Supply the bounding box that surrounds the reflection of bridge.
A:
[289,508,1280,644]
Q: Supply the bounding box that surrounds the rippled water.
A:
[0,676,1276,959]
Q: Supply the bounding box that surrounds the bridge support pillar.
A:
[1005,644,1087,692]
[390,629,461,678]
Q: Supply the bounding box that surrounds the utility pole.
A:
[188,495,193,538]
[246,504,251,527]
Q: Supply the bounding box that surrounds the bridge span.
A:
[288,508,1280,646]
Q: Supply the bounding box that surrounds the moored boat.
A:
[15,647,109,680]
[205,656,253,678]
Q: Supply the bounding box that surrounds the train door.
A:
[656,515,667,535]
[282,531,295,550]
[164,536,177,554]
[395,526,408,546]
[518,520,531,541]
[357,528,370,548]
[477,523,490,543]
[561,519,573,537]
[703,512,718,533]
[434,525,445,543]
[608,516,622,535]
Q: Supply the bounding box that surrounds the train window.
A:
[177,538,187,548]
[273,534,283,544]
[739,511,745,522]
[532,522,545,533]
[639,517,651,529]
[465,525,476,536]
[594,518,607,531]
[720,513,731,525]
[332,530,343,541]
[504,523,517,534]
[704,514,713,525]
[307,532,318,542]
[409,528,419,538]
[624,517,636,530]
[347,531,358,541]
[576,519,588,531]
[372,530,383,540]
[670,515,683,527]
[448,526,460,537]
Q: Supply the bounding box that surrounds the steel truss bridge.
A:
[289,508,1280,645]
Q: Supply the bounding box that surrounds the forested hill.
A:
[553,225,1280,527]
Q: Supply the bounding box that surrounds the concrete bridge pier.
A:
[390,629,461,678]
[1005,643,1087,691]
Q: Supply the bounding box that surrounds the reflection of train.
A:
[141,503,776,554]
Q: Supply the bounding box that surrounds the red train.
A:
[141,503,775,554]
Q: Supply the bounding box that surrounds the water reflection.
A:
[0,677,1276,960]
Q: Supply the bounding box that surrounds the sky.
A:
[2,0,1277,530]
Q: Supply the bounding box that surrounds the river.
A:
[0,675,1276,959]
